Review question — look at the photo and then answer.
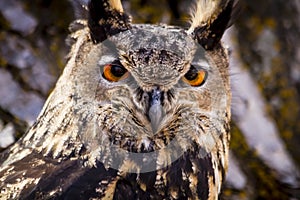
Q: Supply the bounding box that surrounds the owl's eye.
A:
[182,65,207,87]
[102,62,129,82]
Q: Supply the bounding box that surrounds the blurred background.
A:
[0,0,299,199]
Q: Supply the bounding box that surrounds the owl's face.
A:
[71,23,230,171]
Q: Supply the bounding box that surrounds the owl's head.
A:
[47,0,237,171]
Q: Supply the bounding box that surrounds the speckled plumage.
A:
[0,0,237,199]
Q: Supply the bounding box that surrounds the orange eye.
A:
[102,62,129,82]
[182,65,207,87]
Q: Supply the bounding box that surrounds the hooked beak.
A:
[148,88,165,133]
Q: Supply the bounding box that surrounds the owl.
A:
[0,0,238,199]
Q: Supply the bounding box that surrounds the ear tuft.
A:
[88,0,131,43]
[188,0,240,50]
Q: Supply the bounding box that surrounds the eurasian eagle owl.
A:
[0,0,238,199]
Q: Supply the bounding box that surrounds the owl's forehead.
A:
[109,24,197,60]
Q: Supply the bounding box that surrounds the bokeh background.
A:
[0,0,299,199]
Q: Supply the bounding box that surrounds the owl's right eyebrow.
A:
[191,59,210,70]
[98,55,118,65]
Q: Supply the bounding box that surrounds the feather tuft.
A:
[188,0,227,33]
[110,0,124,12]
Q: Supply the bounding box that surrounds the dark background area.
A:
[0,0,299,199]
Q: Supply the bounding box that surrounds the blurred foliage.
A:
[236,0,300,162]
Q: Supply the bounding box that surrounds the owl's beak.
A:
[148,88,165,133]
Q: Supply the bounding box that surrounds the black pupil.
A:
[110,64,127,77]
[184,65,198,80]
